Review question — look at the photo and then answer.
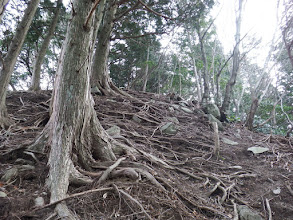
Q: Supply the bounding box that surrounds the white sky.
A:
[64,0,282,67]
[213,0,282,66]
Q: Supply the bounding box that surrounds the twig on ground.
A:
[44,212,57,220]
[113,184,152,220]
[175,167,204,181]
[265,198,272,220]
[28,187,113,213]
[231,200,239,220]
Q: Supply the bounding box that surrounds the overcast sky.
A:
[213,0,282,65]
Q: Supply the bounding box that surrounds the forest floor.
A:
[0,90,292,220]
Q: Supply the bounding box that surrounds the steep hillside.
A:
[0,91,292,219]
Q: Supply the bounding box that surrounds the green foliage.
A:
[2,0,69,89]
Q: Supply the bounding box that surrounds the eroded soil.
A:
[0,90,292,219]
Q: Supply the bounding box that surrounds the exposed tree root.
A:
[96,157,126,184]
[55,203,79,220]
[2,91,292,219]
[0,112,14,131]
[112,184,152,220]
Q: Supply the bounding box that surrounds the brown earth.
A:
[0,90,292,220]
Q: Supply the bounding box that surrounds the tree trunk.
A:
[47,0,117,217]
[191,55,202,101]
[29,0,62,92]
[91,0,118,95]
[220,0,243,119]
[245,97,259,130]
[179,62,182,96]
[169,59,177,92]
[0,0,40,128]
[235,86,245,118]
[196,28,209,104]
[215,53,233,105]
[0,0,9,23]
[142,46,150,92]
[158,69,161,94]
[244,14,280,129]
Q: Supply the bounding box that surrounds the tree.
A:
[281,0,293,67]
[245,0,281,130]
[195,22,211,104]
[29,0,62,91]
[0,0,9,23]
[220,0,243,121]
[43,0,122,217]
[0,0,40,128]
[91,0,119,95]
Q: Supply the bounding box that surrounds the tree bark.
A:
[196,27,209,104]
[142,45,150,92]
[179,61,182,96]
[191,55,202,101]
[245,97,259,130]
[29,0,62,92]
[0,0,40,128]
[91,0,118,95]
[220,0,243,119]
[47,0,117,217]
[0,0,9,23]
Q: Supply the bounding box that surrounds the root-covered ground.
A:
[0,90,292,219]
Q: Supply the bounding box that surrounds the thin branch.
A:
[112,184,152,220]
[216,32,249,79]
[84,0,102,29]
[138,0,173,20]
[111,31,166,40]
[201,18,215,40]
[28,187,113,213]
[265,198,273,220]
[114,1,140,22]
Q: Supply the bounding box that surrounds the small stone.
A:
[1,167,18,183]
[0,191,7,197]
[160,122,177,135]
[208,114,223,131]
[273,187,281,195]
[106,125,121,136]
[34,197,45,207]
[132,115,142,123]
[237,205,263,220]
[203,103,220,119]
[166,117,179,124]
[222,137,238,145]
[235,129,242,138]
[247,146,269,154]
[181,107,193,114]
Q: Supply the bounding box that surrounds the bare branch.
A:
[111,31,166,40]
[114,1,140,22]
[84,0,102,29]
[138,0,173,20]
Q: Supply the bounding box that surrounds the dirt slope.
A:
[0,90,292,220]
